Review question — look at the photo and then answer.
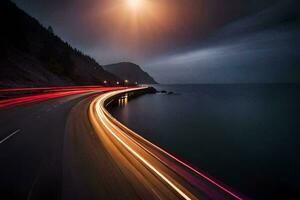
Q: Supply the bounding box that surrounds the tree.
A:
[47,26,54,34]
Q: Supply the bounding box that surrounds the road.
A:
[0,87,244,200]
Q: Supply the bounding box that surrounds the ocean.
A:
[109,84,300,199]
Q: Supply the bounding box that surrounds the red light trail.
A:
[0,86,126,108]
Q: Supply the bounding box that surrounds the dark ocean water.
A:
[109,84,300,199]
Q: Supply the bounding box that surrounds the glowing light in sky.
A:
[92,0,173,59]
[127,0,143,10]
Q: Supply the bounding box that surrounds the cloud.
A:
[146,21,300,83]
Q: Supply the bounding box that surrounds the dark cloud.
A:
[146,0,300,83]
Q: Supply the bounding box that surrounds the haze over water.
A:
[110,84,300,199]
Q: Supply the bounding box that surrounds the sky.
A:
[12,0,299,83]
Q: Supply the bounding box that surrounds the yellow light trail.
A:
[89,87,193,200]
[88,87,243,200]
[107,108,244,200]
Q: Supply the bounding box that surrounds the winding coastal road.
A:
[0,86,244,200]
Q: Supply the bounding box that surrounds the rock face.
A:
[0,0,119,87]
[104,62,157,84]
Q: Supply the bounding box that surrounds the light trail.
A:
[91,88,192,200]
[109,114,243,200]
[0,85,110,93]
[89,87,245,200]
[0,86,126,108]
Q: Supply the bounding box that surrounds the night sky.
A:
[12,0,300,83]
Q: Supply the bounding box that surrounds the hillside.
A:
[104,62,157,84]
[0,0,119,87]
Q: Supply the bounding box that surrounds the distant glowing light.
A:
[127,0,143,10]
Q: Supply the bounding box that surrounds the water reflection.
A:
[118,94,128,107]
